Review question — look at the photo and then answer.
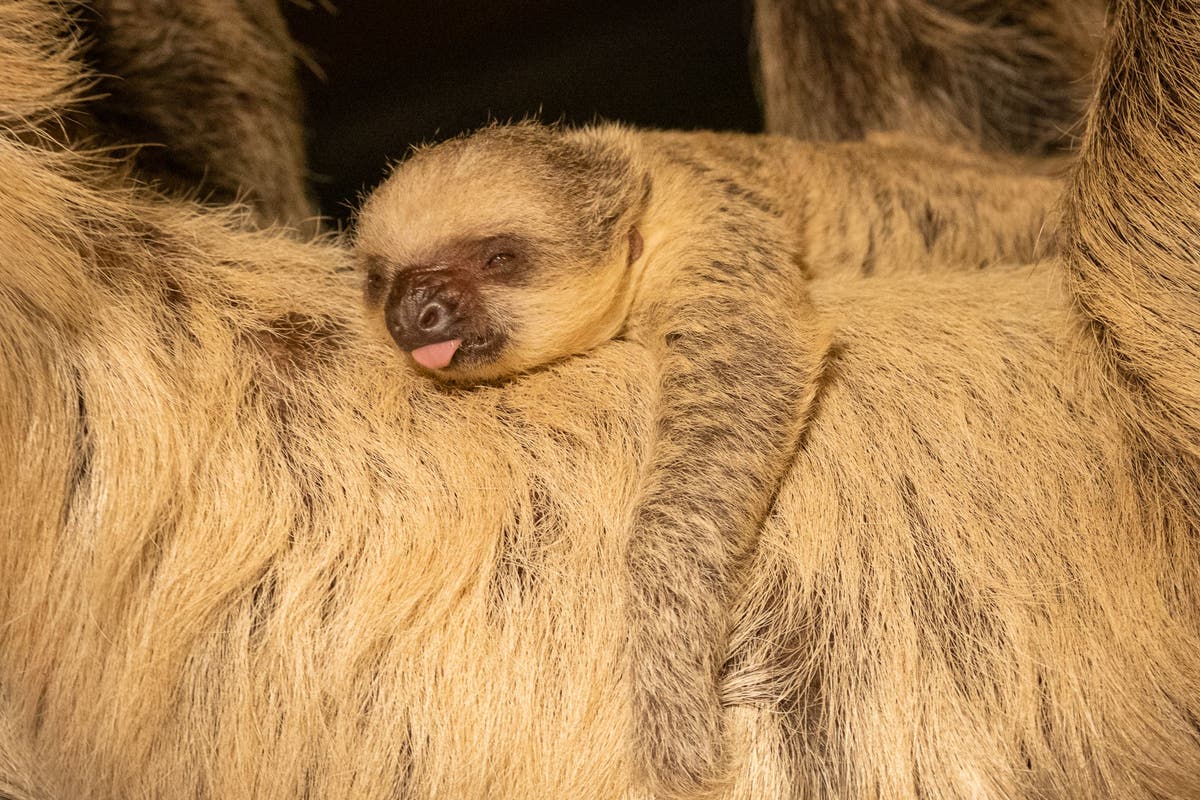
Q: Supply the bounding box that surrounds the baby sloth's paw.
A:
[632,679,728,799]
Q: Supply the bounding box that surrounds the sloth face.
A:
[354,123,646,384]
[359,228,638,384]
[360,233,530,382]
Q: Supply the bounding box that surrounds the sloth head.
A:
[354,123,649,384]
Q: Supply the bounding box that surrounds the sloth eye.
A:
[365,270,386,294]
[486,252,514,270]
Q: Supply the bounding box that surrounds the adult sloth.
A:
[0,1,1197,799]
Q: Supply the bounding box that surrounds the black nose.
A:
[385,279,463,351]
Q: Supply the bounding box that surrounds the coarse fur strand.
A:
[0,2,1197,800]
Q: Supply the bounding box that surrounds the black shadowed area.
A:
[282,0,762,223]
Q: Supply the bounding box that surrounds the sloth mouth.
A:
[429,331,506,363]
[456,331,506,363]
[408,329,507,373]
[405,327,510,385]
[410,339,461,370]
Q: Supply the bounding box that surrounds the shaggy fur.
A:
[72,0,314,227]
[753,0,1106,154]
[1064,0,1200,469]
[355,122,1061,797]
[0,1,1198,799]
[358,122,825,799]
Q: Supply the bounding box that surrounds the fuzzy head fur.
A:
[355,123,649,384]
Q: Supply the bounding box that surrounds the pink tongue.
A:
[410,339,461,370]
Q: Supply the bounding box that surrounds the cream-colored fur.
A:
[0,1,1197,799]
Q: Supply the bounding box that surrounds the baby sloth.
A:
[354,121,1061,797]
[355,120,824,797]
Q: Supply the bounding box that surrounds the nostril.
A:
[384,281,463,351]
[417,302,442,331]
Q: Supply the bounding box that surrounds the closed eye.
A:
[486,252,515,270]
[365,270,387,297]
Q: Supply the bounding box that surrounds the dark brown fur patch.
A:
[242,312,350,395]
[63,367,93,527]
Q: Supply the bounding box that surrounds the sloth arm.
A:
[794,139,1064,278]
[645,129,1063,279]
[623,132,1054,793]
[624,171,827,795]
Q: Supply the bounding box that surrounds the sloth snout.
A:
[385,280,465,352]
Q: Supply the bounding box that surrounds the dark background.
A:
[282,1,763,222]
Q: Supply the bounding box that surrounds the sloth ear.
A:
[627,227,644,265]
[561,130,650,238]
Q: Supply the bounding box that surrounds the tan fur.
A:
[632,129,1065,279]
[354,122,1061,797]
[73,0,315,228]
[753,0,1106,154]
[359,122,828,798]
[0,1,1198,799]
